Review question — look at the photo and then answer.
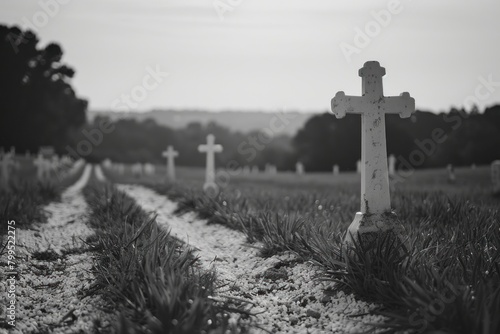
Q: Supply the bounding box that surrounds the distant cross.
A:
[331,61,415,243]
[333,164,339,176]
[0,153,15,187]
[162,145,179,182]
[296,162,304,175]
[198,134,223,194]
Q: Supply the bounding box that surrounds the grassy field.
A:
[104,163,500,334]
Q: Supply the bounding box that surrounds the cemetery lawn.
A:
[0,162,86,240]
[82,174,252,333]
[105,165,500,334]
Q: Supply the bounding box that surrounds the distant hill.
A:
[88,110,314,136]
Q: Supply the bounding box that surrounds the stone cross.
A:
[333,164,339,176]
[0,153,15,187]
[144,163,155,176]
[331,61,415,244]
[492,160,500,195]
[162,145,179,182]
[388,154,396,176]
[102,158,112,169]
[198,134,223,194]
[296,162,304,175]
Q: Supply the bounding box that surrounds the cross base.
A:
[344,211,406,250]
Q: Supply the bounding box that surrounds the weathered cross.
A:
[162,145,179,182]
[331,61,415,244]
[198,134,223,194]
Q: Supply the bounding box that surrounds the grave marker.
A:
[144,163,155,176]
[296,162,304,175]
[356,159,361,173]
[333,164,339,176]
[491,161,500,194]
[251,165,259,174]
[162,145,179,182]
[331,61,415,245]
[102,158,112,169]
[198,134,223,194]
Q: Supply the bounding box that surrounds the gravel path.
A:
[3,165,112,334]
[118,184,386,334]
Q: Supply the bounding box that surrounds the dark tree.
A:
[0,24,87,154]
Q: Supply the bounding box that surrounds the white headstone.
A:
[492,160,500,194]
[132,163,142,177]
[0,152,15,187]
[356,159,361,173]
[447,164,455,183]
[331,61,415,244]
[243,165,251,174]
[388,154,396,176]
[144,163,155,175]
[251,165,259,174]
[333,164,339,176]
[296,162,304,175]
[162,145,179,182]
[198,134,223,194]
[102,158,112,168]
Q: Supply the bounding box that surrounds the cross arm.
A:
[331,91,367,118]
[382,92,415,118]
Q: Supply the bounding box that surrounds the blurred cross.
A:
[331,61,415,244]
[198,134,223,195]
[162,145,179,182]
[0,152,15,187]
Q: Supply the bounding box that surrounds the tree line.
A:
[1,24,499,171]
[0,24,87,154]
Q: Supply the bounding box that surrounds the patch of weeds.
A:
[83,180,252,333]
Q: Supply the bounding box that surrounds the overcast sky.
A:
[1,0,500,113]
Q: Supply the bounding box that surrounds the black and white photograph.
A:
[1,1,500,333]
